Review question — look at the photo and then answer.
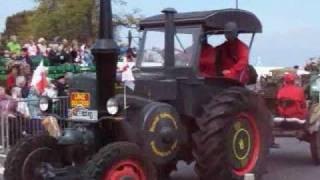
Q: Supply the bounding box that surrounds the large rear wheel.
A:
[193,87,272,180]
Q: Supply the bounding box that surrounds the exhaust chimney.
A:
[92,0,119,113]
[162,8,177,68]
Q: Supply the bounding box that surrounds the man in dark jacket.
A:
[48,42,70,65]
[53,76,68,97]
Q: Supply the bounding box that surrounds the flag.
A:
[31,60,48,95]
[121,57,135,90]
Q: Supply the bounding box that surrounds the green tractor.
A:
[4,1,272,180]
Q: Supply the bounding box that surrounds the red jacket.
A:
[217,38,249,83]
[199,44,216,78]
[277,84,307,119]
[6,73,16,92]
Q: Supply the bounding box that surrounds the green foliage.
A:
[3,0,141,42]
[27,0,96,41]
[3,11,35,41]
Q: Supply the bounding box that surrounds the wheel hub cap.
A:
[22,147,60,180]
[104,160,146,180]
[228,113,261,176]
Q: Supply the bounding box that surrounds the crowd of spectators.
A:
[0,35,137,146]
[0,35,94,119]
[1,35,94,68]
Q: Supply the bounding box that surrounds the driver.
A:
[216,22,249,84]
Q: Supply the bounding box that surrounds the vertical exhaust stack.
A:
[162,8,177,68]
[92,0,119,112]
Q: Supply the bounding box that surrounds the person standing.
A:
[16,75,30,98]
[6,35,21,55]
[53,75,69,97]
[6,64,20,94]
[20,47,32,68]
[37,37,48,57]
[27,38,38,57]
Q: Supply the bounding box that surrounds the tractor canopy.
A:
[140,8,262,33]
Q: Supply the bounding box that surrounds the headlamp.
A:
[106,98,119,115]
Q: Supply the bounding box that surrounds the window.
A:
[141,30,165,67]
[140,27,201,68]
[174,28,200,67]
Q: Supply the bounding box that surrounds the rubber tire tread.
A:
[83,141,157,180]
[193,87,272,180]
[4,135,58,180]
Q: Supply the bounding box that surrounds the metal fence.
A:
[0,97,69,155]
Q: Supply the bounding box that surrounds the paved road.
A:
[172,138,320,180]
[1,138,320,180]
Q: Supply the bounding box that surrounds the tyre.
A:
[157,161,177,180]
[4,135,62,180]
[310,129,320,165]
[83,142,157,180]
[193,87,272,180]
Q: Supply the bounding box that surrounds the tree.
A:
[28,0,97,41]
[3,11,35,41]
[2,0,141,42]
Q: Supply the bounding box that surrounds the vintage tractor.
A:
[259,68,320,165]
[4,1,272,180]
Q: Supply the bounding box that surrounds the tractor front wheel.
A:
[4,135,63,180]
[83,142,156,180]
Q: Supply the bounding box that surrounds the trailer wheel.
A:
[193,87,272,180]
[310,130,320,165]
[84,142,156,180]
[4,135,62,180]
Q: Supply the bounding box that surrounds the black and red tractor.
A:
[4,1,272,180]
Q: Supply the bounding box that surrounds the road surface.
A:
[171,138,320,180]
[1,138,320,180]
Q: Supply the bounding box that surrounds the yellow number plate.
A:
[70,92,90,108]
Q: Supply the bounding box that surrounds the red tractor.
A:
[259,69,320,165]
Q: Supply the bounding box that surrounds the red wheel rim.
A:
[232,113,261,176]
[103,160,147,180]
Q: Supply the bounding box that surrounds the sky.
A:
[1,0,320,67]
[0,0,36,31]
